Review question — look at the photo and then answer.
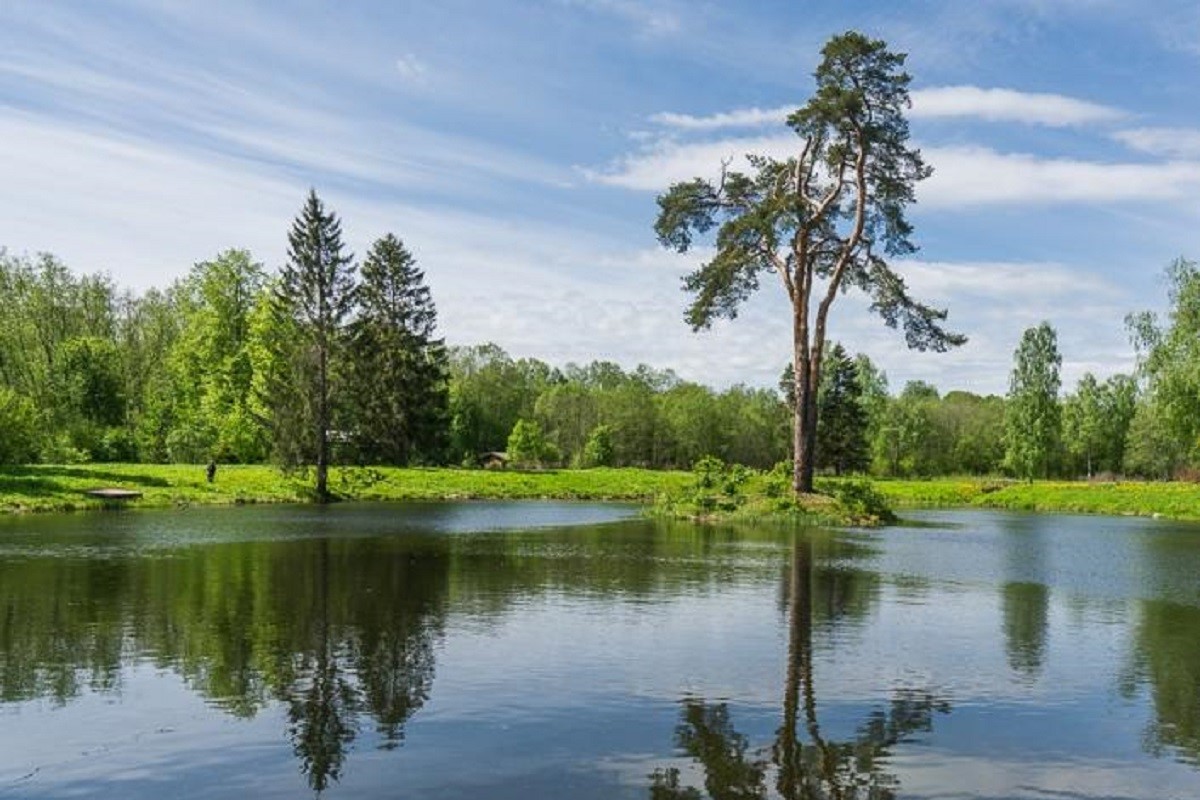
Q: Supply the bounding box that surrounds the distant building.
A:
[478,451,509,469]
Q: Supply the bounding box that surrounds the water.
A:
[1,503,1200,798]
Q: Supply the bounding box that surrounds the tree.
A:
[275,190,357,501]
[581,424,615,468]
[1062,373,1104,478]
[654,31,963,494]
[346,235,448,465]
[1128,258,1200,470]
[506,418,555,467]
[1004,322,1061,481]
[815,343,869,475]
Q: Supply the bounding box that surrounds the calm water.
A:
[2,502,1200,799]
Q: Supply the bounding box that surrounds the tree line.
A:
[1,191,1198,481]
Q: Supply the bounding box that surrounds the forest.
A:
[1,196,1198,484]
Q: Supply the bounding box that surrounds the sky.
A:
[4,0,1200,395]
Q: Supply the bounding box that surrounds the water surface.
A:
[2,503,1200,798]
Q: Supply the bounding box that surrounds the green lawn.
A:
[4,464,1199,523]
[874,477,1200,521]
[0,464,693,515]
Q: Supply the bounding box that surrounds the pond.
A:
[2,502,1200,798]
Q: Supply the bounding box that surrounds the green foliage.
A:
[1062,372,1137,478]
[815,343,869,475]
[0,388,39,464]
[274,191,357,500]
[1004,322,1062,481]
[653,31,961,494]
[345,235,449,465]
[580,424,615,467]
[506,419,555,467]
[814,478,895,523]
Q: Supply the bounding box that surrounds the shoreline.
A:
[2,465,1199,523]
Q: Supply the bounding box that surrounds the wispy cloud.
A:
[588,134,1200,208]
[920,145,1200,207]
[1112,126,1200,159]
[395,53,429,84]
[646,86,1125,133]
[649,106,793,131]
[560,0,682,36]
[910,86,1126,126]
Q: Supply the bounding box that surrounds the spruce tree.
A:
[346,234,448,464]
[815,343,869,475]
[276,190,356,501]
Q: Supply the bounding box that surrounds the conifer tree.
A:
[275,190,356,501]
[346,234,448,464]
[815,343,869,475]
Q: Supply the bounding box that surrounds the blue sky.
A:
[4,0,1200,394]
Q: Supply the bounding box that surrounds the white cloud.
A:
[584,134,796,190]
[649,106,793,131]
[910,85,1126,126]
[589,136,1200,207]
[1113,126,1200,159]
[645,86,1124,133]
[920,145,1200,207]
[395,53,429,83]
[562,0,681,36]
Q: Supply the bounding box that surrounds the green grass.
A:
[873,477,1200,521]
[6,465,1198,523]
[0,464,693,515]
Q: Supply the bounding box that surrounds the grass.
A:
[872,477,1200,521]
[4,464,1199,524]
[0,464,693,515]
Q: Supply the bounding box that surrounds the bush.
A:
[0,388,40,464]
[816,478,895,523]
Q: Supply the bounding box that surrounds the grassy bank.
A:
[0,464,692,515]
[874,477,1200,521]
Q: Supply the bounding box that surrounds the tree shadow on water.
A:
[650,536,951,800]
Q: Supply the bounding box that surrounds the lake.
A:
[1,502,1199,798]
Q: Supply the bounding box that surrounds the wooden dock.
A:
[84,488,143,501]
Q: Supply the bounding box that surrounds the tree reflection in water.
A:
[651,535,950,799]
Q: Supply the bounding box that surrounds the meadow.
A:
[3,463,1199,523]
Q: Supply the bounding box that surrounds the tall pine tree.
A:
[276,190,356,501]
[346,234,448,464]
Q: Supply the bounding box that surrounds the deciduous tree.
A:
[1005,322,1061,481]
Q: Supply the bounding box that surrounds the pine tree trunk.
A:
[316,338,330,503]
[793,318,817,495]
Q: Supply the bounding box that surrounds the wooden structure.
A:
[84,488,143,501]
[478,451,509,469]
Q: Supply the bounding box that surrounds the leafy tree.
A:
[506,418,555,467]
[815,343,869,475]
[1099,374,1137,474]
[1128,258,1200,470]
[164,250,269,462]
[448,345,555,460]
[0,388,38,464]
[654,31,963,494]
[346,235,449,465]
[581,423,615,468]
[1004,322,1062,481]
[274,190,357,501]
[1062,373,1104,478]
[535,382,599,465]
[1124,401,1184,479]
